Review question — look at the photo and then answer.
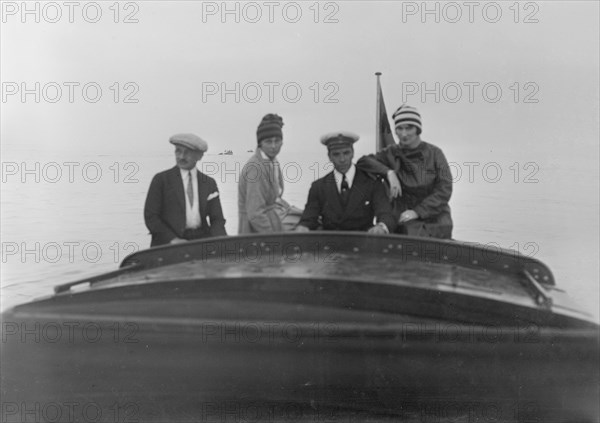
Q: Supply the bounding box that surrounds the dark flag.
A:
[376,72,395,152]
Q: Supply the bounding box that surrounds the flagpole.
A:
[375,72,382,152]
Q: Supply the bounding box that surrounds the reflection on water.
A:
[2,151,598,321]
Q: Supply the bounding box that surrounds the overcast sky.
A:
[2,1,598,163]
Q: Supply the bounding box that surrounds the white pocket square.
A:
[207,191,219,201]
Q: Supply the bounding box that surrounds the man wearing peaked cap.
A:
[320,131,359,150]
[238,114,303,233]
[144,133,226,247]
[296,131,395,234]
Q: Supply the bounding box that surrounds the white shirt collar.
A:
[179,167,196,177]
[333,163,356,190]
[259,149,278,162]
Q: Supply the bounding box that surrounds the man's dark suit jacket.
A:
[144,166,227,247]
[299,168,396,232]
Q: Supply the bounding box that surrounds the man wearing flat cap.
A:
[296,132,395,234]
[238,113,303,233]
[144,133,226,247]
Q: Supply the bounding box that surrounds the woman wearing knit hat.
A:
[356,105,453,239]
[238,113,303,233]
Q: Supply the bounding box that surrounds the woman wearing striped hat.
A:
[357,105,453,239]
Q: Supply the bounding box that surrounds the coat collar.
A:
[253,150,283,195]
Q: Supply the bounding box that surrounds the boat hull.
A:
[2,233,598,422]
[2,296,598,422]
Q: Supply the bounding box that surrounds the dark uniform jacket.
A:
[299,168,396,232]
[357,141,453,238]
[144,166,227,247]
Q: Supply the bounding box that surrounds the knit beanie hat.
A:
[392,105,422,134]
[256,114,284,144]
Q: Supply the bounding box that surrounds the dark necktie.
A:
[340,173,349,205]
[186,171,194,206]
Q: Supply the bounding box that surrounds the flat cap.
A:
[169,133,208,152]
[320,131,359,150]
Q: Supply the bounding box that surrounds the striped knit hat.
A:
[392,105,422,134]
[256,113,284,144]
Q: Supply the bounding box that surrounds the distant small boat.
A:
[247,149,253,153]
[218,150,233,155]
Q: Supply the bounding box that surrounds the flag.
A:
[376,73,395,152]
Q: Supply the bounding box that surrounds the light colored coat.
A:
[238,150,289,233]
